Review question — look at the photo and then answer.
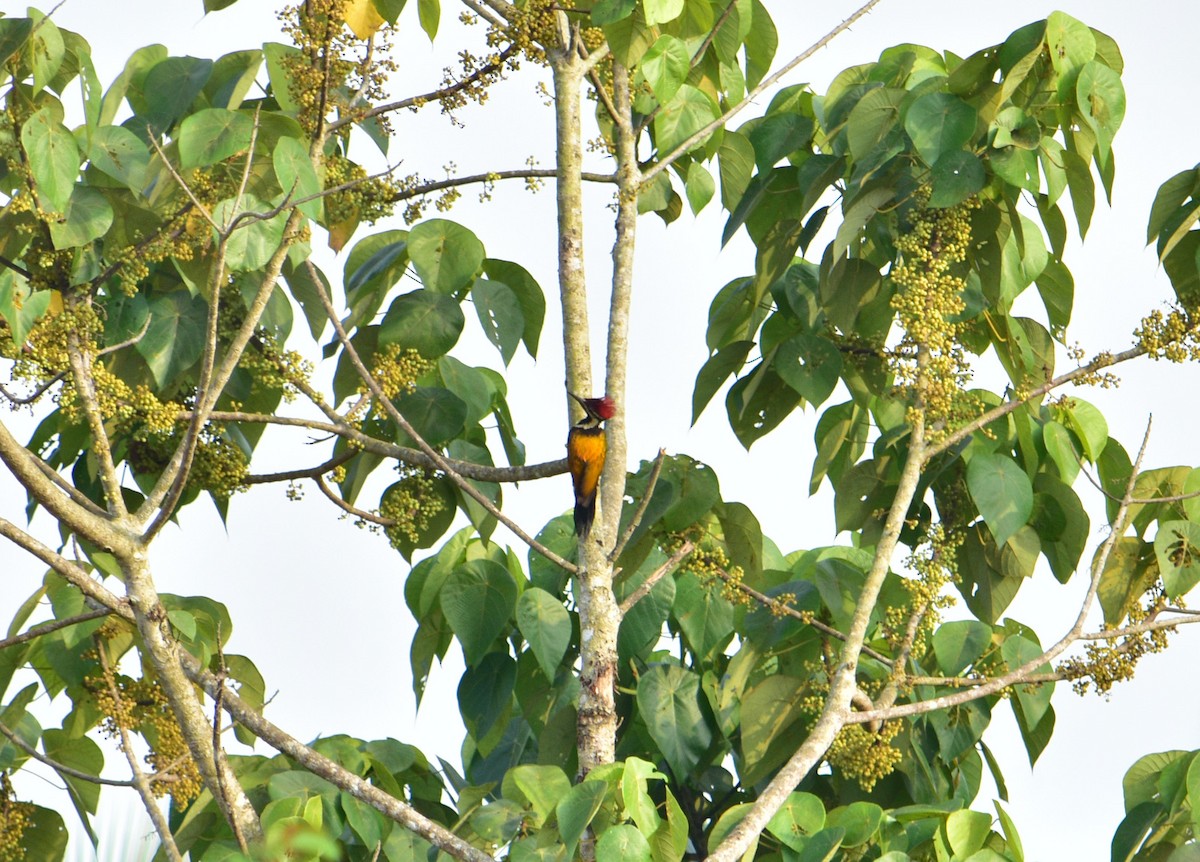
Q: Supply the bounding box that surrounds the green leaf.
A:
[1033,475,1089,584]
[1063,149,1095,238]
[967,453,1033,547]
[407,219,484,295]
[417,0,440,39]
[739,674,805,784]
[1098,539,1159,626]
[21,806,68,862]
[0,273,52,347]
[749,113,814,173]
[773,333,842,407]
[928,150,985,208]
[765,792,825,851]
[642,0,684,25]
[641,35,690,103]
[932,620,993,676]
[673,572,734,660]
[826,802,884,848]
[273,136,323,221]
[136,291,208,387]
[43,730,104,816]
[845,87,905,162]
[378,290,465,358]
[48,187,113,250]
[636,665,713,778]
[592,0,636,25]
[440,560,517,665]
[685,163,715,215]
[88,126,150,191]
[471,278,523,366]
[458,652,516,739]
[1147,168,1200,245]
[482,259,545,359]
[143,56,214,132]
[944,809,991,858]
[994,801,1024,862]
[20,107,80,214]
[586,825,649,862]
[1154,520,1200,600]
[178,107,254,168]
[557,780,607,858]
[654,85,717,156]
[395,387,467,446]
[832,185,893,261]
[505,764,570,826]
[692,341,752,424]
[0,19,33,68]
[516,588,570,681]
[905,92,977,166]
[1076,60,1125,161]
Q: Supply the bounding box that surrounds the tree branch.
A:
[305,259,578,574]
[0,609,110,651]
[609,448,666,562]
[618,540,693,616]
[0,719,134,787]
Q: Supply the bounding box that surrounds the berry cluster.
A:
[84,664,203,805]
[0,772,33,862]
[379,470,447,548]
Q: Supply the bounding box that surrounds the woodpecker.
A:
[566,392,616,543]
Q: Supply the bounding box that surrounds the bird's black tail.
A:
[575,493,596,543]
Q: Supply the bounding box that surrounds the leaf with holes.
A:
[472,278,523,366]
[1154,520,1200,600]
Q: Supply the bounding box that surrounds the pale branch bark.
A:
[0,609,110,651]
[924,345,1145,461]
[388,168,616,205]
[201,409,571,482]
[846,419,1156,727]
[0,719,134,787]
[330,43,522,133]
[707,410,927,862]
[609,448,666,563]
[177,653,497,862]
[1076,458,1200,505]
[599,57,637,547]
[643,0,888,185]
[553,56,593,402]
[305,260,579,574]
[31,454,109,519]
[618,540,694,617]
[242,451,356,486]
[0,421,128,552]
[121,553,263,843]
[96,641,185,862]
[64,306,127,520]
[314,474,395,525]
[0,519,128,614]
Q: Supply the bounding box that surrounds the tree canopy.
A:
[3,2,1200,862]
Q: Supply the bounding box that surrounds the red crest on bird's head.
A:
[570,392,616,421]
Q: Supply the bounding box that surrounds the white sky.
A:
[2,1,1199,859]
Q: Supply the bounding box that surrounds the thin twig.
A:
[0,719,135,786]
[330,44,523,133]
[0,609,110,651]
[609,449,666,562]
[314,474,394,526]
[389,168,616,203]
[618,541,694,616]
[242,450,355,486]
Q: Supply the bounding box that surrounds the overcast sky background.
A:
[2,0,1199,859]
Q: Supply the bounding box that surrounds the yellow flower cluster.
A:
[890,192,980,435]
[0,773,33,862]
[380,469,446,548]
[1059,595,1174,696]
[85,666,203,806]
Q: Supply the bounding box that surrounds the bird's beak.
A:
[568,391,586,408]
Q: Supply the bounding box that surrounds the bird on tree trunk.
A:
[566,392,615,543]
